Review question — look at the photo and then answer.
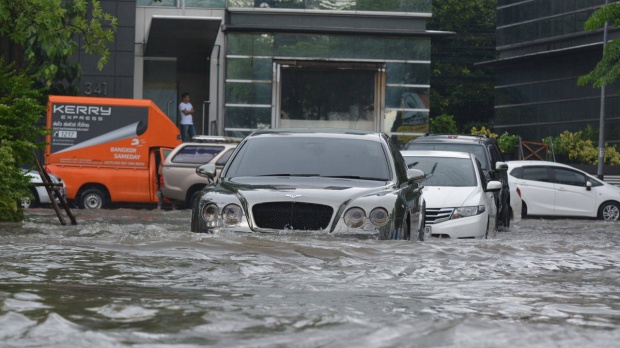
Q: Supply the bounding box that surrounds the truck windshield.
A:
[224,136,391,181]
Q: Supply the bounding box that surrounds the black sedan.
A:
[191,129,426,240]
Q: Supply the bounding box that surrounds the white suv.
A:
[161,136,240,208]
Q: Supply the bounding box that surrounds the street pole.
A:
[598,0,609,180]
[202,100,210,135]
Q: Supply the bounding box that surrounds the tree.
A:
[0,0,117,94]
[577,2,620,89]
[428,0,497,131]
[0,0,117,222]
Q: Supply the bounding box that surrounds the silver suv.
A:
[161,136,239,208]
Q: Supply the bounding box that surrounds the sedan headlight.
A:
[222,204,243,225]
[202,203,220,223]
[452,205,485,219]
[344,207,366,228]
[369,208,390,227]
[201,203,244,227]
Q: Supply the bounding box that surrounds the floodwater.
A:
[0,208,619,347]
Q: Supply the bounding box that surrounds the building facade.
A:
[77,0,441,145]
[492,0,620,145]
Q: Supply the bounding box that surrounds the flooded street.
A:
[1,208,619,347]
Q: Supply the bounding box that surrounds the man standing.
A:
[179,92,196,142]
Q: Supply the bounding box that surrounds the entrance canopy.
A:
[144,15,222,58]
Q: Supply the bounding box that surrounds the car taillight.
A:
[516,187,521,198]
[160,175,165,188]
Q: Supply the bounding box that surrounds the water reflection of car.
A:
[401,150,502,239]
[22,170,67,208]
[191,129,427,240]
[507,160,620,220]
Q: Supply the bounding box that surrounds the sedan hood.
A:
[220,176,395,205]
[422,186,477,208]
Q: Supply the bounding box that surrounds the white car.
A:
[506,160,620,220]
[401,150,502,239]
[22,170,67,208]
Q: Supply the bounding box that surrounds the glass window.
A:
[216,148,236,166]
[330,36,385,60]
[553,168,586,186]
[172,145,225,164]
[522,167,551,182]
[402,143,490,172]
[274,34,329,58]
[404,156,477,187]
[225,137,391,180]
[385,87,429,109]
[386,63,430,85]
[279,68,376,130]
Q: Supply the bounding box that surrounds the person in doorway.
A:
[179,92,196,142]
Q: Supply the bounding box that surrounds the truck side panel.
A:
[45,96,182,206]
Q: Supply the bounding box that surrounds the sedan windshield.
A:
[404,156,476,187]
[404,143,488,171]
[225,137,391,180]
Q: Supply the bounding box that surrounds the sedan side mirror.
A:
[485,180,502,192]
[196,163,217,179]
[407,168,426,184]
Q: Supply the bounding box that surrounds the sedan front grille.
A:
[252,202,333,230]
[425,207,454,225]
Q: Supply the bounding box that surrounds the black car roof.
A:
[248,128,384,140]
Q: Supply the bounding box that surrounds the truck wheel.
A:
[79,188,107,209]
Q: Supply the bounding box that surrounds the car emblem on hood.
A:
[285,194,303,199]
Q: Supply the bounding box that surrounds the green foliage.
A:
[0,60,46,222]
[578,2,620,89]
[430,114,458,134]
[545,130,620,165]
[0,0,117,94]
[470,126,520,153]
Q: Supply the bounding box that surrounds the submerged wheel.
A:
[79,188,107,209]
[598,202,620,221]
[521,201,528,218]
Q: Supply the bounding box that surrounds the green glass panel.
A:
[254,34,274,56]
[226,82,254,104]
[329,36,384,60]
[225,106,271,128]
[385,37,430,60]
[226,58,253,80]
[255,83,273,104]
[253,58,273,80]
[386,63,429,85]
[137,0,176,6]
[385,87,429,109]
[228,34,254,55]
[274,34,329,58]
[227,0,253,7]
[185,0,226,7]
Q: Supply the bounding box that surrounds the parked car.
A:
[506,160,620,220]
[21,170,67,208]
[401,150,502,239]
[402,134,512,228]
[191,129,427,240]
[161,136,240,208]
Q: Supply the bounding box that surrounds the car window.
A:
[404,156,476,187]
[552,168,586,186]
[404,143,489,171]
[522,166,551,182]
[488,144,504,165]
[509,167,523,178]
[226,137,391,180]
[215,148,235,166]
[172,145,225,164]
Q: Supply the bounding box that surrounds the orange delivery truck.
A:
[45,96,182,209]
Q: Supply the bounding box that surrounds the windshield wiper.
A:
[259,174,320,177]
[323,175,387,181]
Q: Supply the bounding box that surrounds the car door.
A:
[515,165,556,215]
[550,167,597,217]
